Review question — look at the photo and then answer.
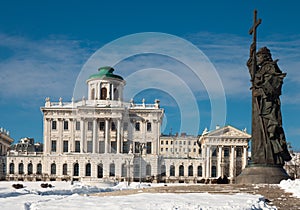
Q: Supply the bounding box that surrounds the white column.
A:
[111,84,114,100]
[120,120,124,153]
[58,119,63,154]
[105,118,109,153]
[242,146,248,169]
[92,119,97,153]
[217,146,222,177]
[229,146,235,178]
[70,119,74,153]
[206,146,211,178]
[44,118,51,154]
[80,119,85,153]
[117,119,121,154]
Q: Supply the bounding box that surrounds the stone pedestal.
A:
[236,165,291,184]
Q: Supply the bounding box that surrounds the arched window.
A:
[188,165,193,176]
[37,163,42,175]
[51,163,56,175]
[100,87,107,100]
[18,163,24,174]
[85,163,91,176]
[179,165,184,176]
[9,163,14,174]
[160,165,166,176]
[114,88,119,100]
[146,164,151,176]
[211,166,217,177]
[109,163,115,177]
[91,88,95,100]
[170,165,175,176]
[121,163,127,177]
[197,166,203,177]
[27,163,33,175]
[73,163,79,176]
[62,163,68,175]
[97,164,103,178]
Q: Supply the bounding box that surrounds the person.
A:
[247,46,292,165]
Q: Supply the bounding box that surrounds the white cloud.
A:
[0,33,93,104]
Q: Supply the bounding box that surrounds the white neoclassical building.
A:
[0,128,14,180]
[4,66,251,183]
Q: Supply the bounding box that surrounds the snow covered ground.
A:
[0,180,298,210]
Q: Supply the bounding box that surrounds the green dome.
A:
[88,66,124,80]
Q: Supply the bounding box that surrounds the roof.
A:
[88,66,124,81]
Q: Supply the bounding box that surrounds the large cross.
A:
[249,10,262,52]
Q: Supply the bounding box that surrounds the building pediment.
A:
[203,125,251,139]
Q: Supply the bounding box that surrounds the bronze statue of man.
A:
[247,46,292,165]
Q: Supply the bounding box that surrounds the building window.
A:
[161,140,164,145]
[193,148,196,152]
[99,121,105,131]
[161,165,166,176]
[188,165,193,176]
[91,88,95,100]
[99,141,105,154]
[166,140,168,145]
[51,163,56,175]
[179,165,184,176]
[171,141,173,145]
[88,121,93,131]
[147,122,151,132]
[73,163,79,176]
[170,165,175,176]
[237,147,242,157]
[211,166,217,177]
[64,120,68,130]
[188,141,191,145]
[146,164,151,176]
[37,163,42,174]
[212,148,217,157]
[134,164,139,178]
[161,148,163,152]
[63,163,68,175]
[52,121,57,130]
[121,164,127,177]
[109,163,115,177]
[183,141,186,145]
[51,140,57,152]
[123,122,128,131]
[134,142,141,154]
[135,122,140,131]
[76,121,80,130]
[101,87,107,100]
[63,141,68,153]
[166,148,168,152]
[27,163,33,175]
[224,147,229,157]
[111,122,116,131]
[75,141,80,153]
[87,141,92,153]
[85,163,91,176]
[98,164,103,178]
[9,163,14,174]
[2,163,5,174]
[179,141,182,145]
[146,142,151,154]
[197,166,203,177]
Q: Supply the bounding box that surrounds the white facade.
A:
[4,67,251,183]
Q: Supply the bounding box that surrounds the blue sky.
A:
[1,0,300,151]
